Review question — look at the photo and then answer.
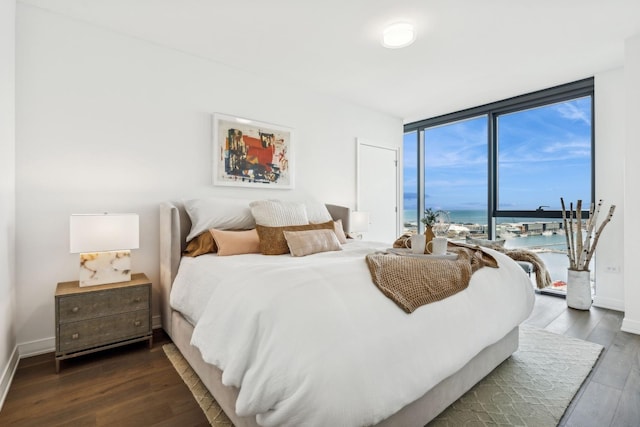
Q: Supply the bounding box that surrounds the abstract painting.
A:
[212,113,293,189]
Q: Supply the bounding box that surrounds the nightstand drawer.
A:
[57,310,150,354]
[58,285,149,323]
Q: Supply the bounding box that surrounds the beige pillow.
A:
[183,232,217,257]
[255,221,335,255]
[283,229,342,257]
[249,199,308,226]
[333,219,348,244]
[209,229,261,256]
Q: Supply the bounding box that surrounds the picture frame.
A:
[212,113,294,189]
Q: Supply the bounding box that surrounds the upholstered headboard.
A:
[159,201,351,338]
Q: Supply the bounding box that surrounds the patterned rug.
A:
[163,326,603,426]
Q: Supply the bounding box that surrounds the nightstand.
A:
[55,272,152,373]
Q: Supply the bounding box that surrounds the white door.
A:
[357,139,399,244]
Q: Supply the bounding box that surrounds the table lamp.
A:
[70,213,139,287]
[349,211,370,239]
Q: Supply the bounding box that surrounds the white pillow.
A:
[184,198,255,241]
[250,200,308,227]
[305,201,333,224]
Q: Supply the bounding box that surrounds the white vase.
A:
[566,269,592,310]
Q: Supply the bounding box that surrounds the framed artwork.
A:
[212,113,294,189]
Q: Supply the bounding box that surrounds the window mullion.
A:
[417,130,425,233]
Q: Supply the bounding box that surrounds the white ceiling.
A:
[20,0,640,123]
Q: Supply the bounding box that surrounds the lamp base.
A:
[79,250,132,287]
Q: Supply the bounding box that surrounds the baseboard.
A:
[152,314,162,330]
[592,296,625,312]
[18,337,55,358]
[0,345,19,411]
[621,318,640,335]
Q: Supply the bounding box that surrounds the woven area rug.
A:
[163,326,602,427]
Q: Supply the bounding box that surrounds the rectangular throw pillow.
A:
[255,221,335,255]
[183,231,217,257]
[184,197,255,241]
[250,199,308,227]
[209,229,261,256]
[283,229,342,257]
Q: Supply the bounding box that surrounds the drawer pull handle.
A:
[133,297,141,303]
[72,307,79,313]
[71,333,79,340]
[134,320,141,327]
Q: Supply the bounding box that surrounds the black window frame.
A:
[404,78,595,238]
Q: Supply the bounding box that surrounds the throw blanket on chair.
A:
[450,241,552,289]
[495,248,552,289]
[365,246,498,313]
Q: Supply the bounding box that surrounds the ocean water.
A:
[404,209,554,226]
[404,209,485,225]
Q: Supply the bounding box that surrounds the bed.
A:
[159,200,535,427]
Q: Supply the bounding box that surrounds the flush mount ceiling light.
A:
[382,22,416,49]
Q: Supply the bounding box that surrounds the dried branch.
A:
[576,200,583,270]
[560,197,575,269]
[583,205,616,267]
[568,202,576,268]
[580,201,597,268]
[562,198,616,271]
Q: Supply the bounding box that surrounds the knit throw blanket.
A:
[497,248,552,289]
[450,241,552,290]
[365,246,498,313]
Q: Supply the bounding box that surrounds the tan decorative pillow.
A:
[183,232,217,257]
[283,229,342,257]
[255,221,335,255]
[209,229,261,256]
[333,219,348,244]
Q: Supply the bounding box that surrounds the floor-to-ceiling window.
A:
[403,78,594,295]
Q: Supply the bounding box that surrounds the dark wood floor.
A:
[1,294,639,426]
[524,294,640,427]
[0,329,209,426]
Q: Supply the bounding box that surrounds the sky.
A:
[403,96,592,214]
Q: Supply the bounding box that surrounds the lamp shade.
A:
[350,211,370,233]
[70,213,139,253]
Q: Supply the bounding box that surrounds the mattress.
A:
[170,240,535,426]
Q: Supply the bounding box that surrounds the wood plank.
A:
[610,367,640,427]
[591,346,637,390]
[563,381,621,427]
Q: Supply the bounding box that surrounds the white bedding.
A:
[171,241,535,427]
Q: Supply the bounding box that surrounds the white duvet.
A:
[171,241,535,427]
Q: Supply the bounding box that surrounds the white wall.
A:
[593,68,625,311]
[0,0,17,408]
[622,34,640,334]
[15,5,402,351]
